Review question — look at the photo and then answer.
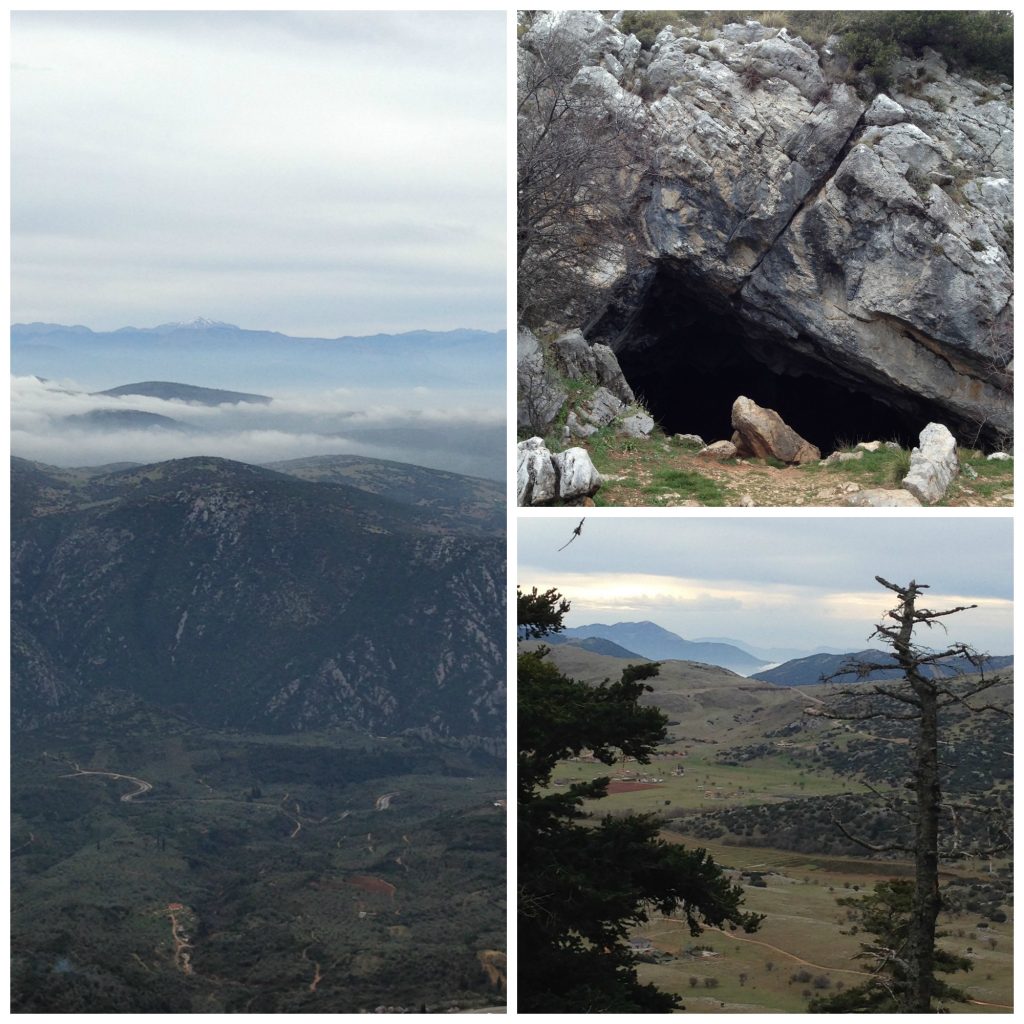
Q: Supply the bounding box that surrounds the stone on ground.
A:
[901,422,959,504]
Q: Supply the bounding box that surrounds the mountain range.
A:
[11,320,505,394]
[12,454,505,748]
[551,621,1012,684]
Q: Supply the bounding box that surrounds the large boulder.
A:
[731,396,820,464]
[552,447,603,501]
[902,422,959,504]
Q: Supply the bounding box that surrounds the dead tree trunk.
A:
[892,583,940,1013]
[809,576,1010,1013]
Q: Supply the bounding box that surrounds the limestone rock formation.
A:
[731,396,821,464]
[901,422,959,504]
[517,437,603,506]
[519,14,1013,449]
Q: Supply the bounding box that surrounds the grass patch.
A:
[816,446,912,487]
[642,468,729,506]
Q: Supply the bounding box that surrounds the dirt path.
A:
[302,936,323,993]
[62,764,152,802]
[652,917,1012,1009]
[11,832,36,854]
[165,906,194,976]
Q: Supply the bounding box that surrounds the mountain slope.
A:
[265,454,503,535]
[11,456,505,745]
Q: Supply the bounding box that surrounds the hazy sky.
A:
[11,12,505,336]
[518,517,1013,654]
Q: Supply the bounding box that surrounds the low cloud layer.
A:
[11,375,504,480]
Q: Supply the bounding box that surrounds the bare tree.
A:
[518,19,655,328]
[807,576,1011,1013]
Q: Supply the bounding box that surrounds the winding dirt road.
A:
[62,764,153,802]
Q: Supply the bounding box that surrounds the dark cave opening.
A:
[599,270,953,455]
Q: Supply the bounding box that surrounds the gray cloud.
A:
[518,517,1013,654]
[11,11,505,336]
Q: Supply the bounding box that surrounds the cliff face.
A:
[519,13,1013,446]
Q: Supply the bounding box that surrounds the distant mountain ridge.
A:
[543,634,646,660]
[95,381,272,405]
[560,621,767,675]
[752,649,1015,686]
[11,320,506,394]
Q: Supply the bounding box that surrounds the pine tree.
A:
[518,587,761,1012]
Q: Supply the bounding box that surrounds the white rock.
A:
[618,412,654,437]
[902,423,959,504]
[856,440,883,452]
[674,433,705,446]
[516,438,557,506]
[987,451,1012,461]
[865,93,908,127]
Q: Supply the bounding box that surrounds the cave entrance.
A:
[596,268,951,455]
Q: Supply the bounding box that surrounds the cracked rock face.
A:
[522,15,1013,446]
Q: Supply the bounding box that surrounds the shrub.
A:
[619,11,683,50]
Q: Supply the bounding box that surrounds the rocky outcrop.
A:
[517,322,654,442]
[520,14,1013,446]
[551,329,636,404]
[902,422,959,503]
[731,396,821,464]
[517,327,566,432]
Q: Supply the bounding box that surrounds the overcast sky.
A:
[519,516,1013,655]
[11,12,505,336]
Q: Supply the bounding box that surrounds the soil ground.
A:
[550,432,1013,507]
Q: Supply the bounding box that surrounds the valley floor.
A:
[11,703,506,1013]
